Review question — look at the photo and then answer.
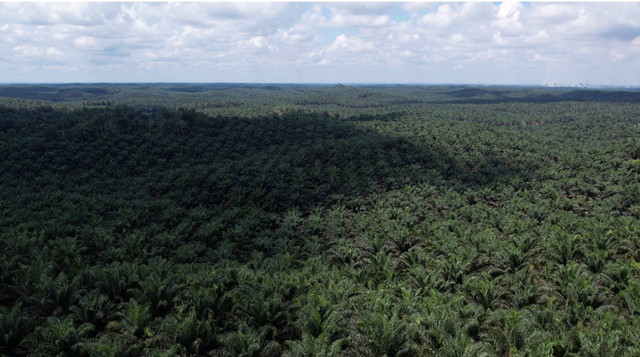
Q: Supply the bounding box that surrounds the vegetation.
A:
[1,84,640,356]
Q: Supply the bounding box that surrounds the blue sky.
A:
[1,2,639,85]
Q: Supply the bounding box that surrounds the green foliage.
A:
[30,316,94,356]
[0,303,32,354]
[2,84,640,355]
[118,299,151,337]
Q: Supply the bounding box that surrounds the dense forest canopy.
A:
[1,84,640,356]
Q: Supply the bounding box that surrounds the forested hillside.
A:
[1,85,640,356]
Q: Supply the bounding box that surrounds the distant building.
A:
[541,82,589,88]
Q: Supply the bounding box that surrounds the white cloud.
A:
[0,2,639,85]
[421,4,456,29]
[401,3,437,13]
[46,47,64,61]
[330,13,390,28]
[526,4,579,25]
[459,2,496,22]
[451,34,465,43]
[13,45,40,57]
[73,36,98,48]
[275,23,316,43]
[493,2,524,36]
[327,34,375,53]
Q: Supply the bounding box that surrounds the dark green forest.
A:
[1,84,640,356]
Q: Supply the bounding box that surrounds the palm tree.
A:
[0,303,32,355]
[118,298,151,337]
[29,316,94,356]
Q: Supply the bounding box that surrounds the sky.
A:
[1,2,640,85]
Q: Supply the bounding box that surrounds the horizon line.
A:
[0,82,638,88]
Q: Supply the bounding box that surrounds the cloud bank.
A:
[0,2,639,85]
